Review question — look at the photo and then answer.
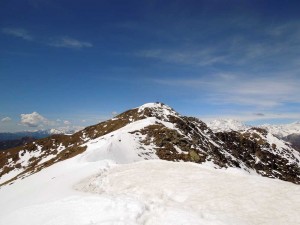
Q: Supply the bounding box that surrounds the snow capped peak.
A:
[137,102,179,120]
[49,127,80,135]
[207,119,249,132]
[138,102,174,113]
[138,102,164,110]
[49,128,65,135]
[260,121,300,138]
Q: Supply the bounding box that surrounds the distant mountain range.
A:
[0,131,49,141]
[260,121,300,138]
[0,128,77,151]
[207,119,300,152]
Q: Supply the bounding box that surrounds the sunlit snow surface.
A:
[0,155,299,225]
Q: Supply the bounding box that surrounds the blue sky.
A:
[1,0,300,132]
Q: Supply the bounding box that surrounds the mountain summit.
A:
[1,102,300,185]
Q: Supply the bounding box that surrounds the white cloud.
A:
[137,48,228,66]
[64,120,71,125]
[48,37,93,48]
[20,112,49,127]
[2,28,33,41]
[111,111,118,116]
[1,117,12,122]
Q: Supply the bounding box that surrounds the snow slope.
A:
[80,117,160,164]
[0,155,299,225]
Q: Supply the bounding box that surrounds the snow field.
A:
[1,156,300,225]
[76,160,300,225]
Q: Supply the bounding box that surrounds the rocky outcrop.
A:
[283,134,300,152]
[216,129,300,184]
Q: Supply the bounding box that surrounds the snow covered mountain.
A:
[207,119,249,132]
[0,103,300,225]
[207,119,300,137]
[260,121,300,138]
[1,102,299,185]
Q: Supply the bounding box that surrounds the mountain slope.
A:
[1,102,300,185]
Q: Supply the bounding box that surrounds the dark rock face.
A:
[215,130,300,184]
[133,111,300,184]
[1,102,300,185]
[283,134,300,152]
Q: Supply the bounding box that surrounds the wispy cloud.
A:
[1,117,12,122]
[254,113,265,117]
[137,48,229,66]
[63,120,71,125]
[154,72,300,108]
[48,37,93,49]
[2,28,33,41]
[2,27,93,49]
[136,21,300,70]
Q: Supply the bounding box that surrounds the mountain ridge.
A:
[0,102,300,186]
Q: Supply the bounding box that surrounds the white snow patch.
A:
[17,145,43,167]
